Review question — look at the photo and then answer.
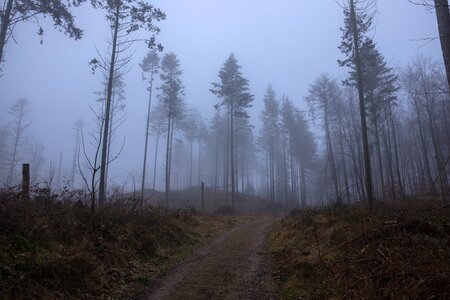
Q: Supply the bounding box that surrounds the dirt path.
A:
[144,216,277,300]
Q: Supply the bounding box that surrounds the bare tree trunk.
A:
[0,0,13,64]
[324,113,340,203]
[339,129,351,203]
[388,107,405,200]
[105,94,115,197]
[270,138,275,210]
[189,140,193,187]
[425,98,448,204]
[198,140,201,186]
[374,122,386,199]
[290,148,296,206]
[141,73,154,209]
[225,110,230,204]
[300,158,307,208]
[214,134,218,192]
[165,116,171,208]
[99,6,120,208]
[382,114,396,200]
[230,106,236,210]
[283,133,289,209]
[435,0,450,89]
[152,130,160,190]
[235,145,239,194]
[349,116,365,200]
[265,151,270,201]
[70,124,82,189]
[241,149,245,193]
[168,122,175,198]
[413,103,436,196]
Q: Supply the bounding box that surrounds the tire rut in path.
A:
[145,216,277,300]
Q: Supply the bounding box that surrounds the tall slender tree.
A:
[182,108,200,187]
[292,110,316,207]
[339,0,375,208]
[159,52,184,207]
[211,53,254,210]
[196,118,208,185]
[149,102,167,191]
[259,85,279,209]
[70,120,83,189]
[140,49,160,209]
[91,0,165,208]
[306,74,341,203]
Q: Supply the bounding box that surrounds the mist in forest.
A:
[0,0,447,208]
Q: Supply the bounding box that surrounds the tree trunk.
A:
[300,159,307,208]
[350,0,375,209]
[235,146,239,194]
[152,130,160,190]
[283,133,289,209]
[165,116,171,208]
[0,0,13,64]
[141,72,154,209]
[388,107,405,200]
[265,151,270,201]
[413,102,436,196]
[99,6,120,208]
[339,129,351,203]
[214,134,218,192]
[105,92,116,198]
[290,148,296,206]
[374,122,386,199]
[189,140,193,187]
[168,121,175,196]
[270,138,275,211]
[434,0,450,89]
[324,112,340,203]
[425,97,448,204]
[230,106,235,210]
[198,140,201,185]
[381,113,396,200]
[225,110,230,204]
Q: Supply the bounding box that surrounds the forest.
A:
[0,0,449,299]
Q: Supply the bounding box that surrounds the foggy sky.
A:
[0,0,443,189]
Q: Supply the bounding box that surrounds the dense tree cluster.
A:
[1,0,449,211]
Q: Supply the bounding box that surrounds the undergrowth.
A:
[0,188,225,299]
[270,199,450,299]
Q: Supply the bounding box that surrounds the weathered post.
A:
[22,163,30,221]
[201,182,205,213]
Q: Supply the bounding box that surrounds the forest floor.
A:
[141,215,278,300]
[270,199,450,299]
[3,188,449,299]
[0,190,238,299]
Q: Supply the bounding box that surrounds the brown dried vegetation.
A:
[270,200,450,299]
[0,188,225,299]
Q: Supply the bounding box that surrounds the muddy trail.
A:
[141,216,277,300]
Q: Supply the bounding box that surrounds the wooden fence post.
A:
[22,163,30,221]
[201,182,205,213]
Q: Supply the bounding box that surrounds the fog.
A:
[0,0,444,196]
